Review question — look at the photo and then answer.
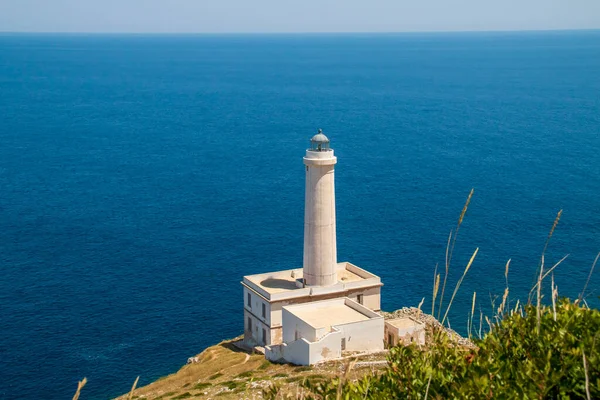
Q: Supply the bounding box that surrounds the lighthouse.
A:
[241,128,383,353]
[303,129,338,287]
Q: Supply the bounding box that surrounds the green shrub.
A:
[236,371,253,378]
[171,392,192,399]
[292,299,599,399]
[258,360,271,370]
[220,380,244,390]
[208,372,223,380]
[194,382,211,390]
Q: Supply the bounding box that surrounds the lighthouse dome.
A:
[310,129,331,151]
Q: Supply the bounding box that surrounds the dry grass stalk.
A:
[424,372,432,399]
[497,288,509,316]
[438,189,474,320]
[468,291,476,339]
[458,189,474,226]
[336,358,356,400]
[128,376,140,400]
[579,252,599,303]
[432,272,440,316]
[536,255,545,334]
[540,255,569,282]
[551,274,558,321]
[531,253,569,333]
[529,209,562,305]
[484,315,493,331]
[583,349,591,400]
[528,254,569,304]
[442,247,479,325]
[504,258,511,304]
[72,378,87,400]
[438,230,453,320]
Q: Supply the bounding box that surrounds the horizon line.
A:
[1,28,599,36]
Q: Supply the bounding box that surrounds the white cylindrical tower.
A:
[303,129,338,287]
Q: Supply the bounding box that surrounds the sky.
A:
[0,0,599,33]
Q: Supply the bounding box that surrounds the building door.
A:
[262,328,267,345]
[341,338,346,350]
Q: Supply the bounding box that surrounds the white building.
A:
[385,317,426,347]
[241,130,384,364]
[266,298,384,365]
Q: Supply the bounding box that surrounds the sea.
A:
[0,31,599,399]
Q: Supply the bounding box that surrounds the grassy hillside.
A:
[112,337,388,399]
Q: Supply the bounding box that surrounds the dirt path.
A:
[217,352,251,374]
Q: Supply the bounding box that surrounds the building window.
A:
[341,338,346,350]
[247,293,251,308]
[262,303,266,318]
[357,294,363,305]
[262,328,267,345]
[248,317,252,332]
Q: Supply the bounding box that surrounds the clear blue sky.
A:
[1,0,599,33]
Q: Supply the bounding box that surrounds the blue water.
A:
[1,31,599,399]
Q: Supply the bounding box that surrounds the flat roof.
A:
[242,262,381,300]
[284,298,372,332]
[386,317,424,329]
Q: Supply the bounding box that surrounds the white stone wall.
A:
[243,291,272,346]
[303,329,343,364]
[243,288,271,326]
[349,286,381,311]
[266,328,343,365]
[396,323,425,346]
[282,307,319,342]
[334,316,385,352]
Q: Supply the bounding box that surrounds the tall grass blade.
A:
[583,349,591,400]
[72,378,87,400]
[536,255,545,334]
[432,273,440,316]
[438,188,474,320]
[424,372,432,399]
[529,209,562,304]
[529,254,569,299]
[551,274,557,321]
[432,263,439,316]
[438,230,453,320]
[128,376,140,400]
[336,358,356,400]
[442,247,479,325]
[579,252,599,302]
[497,288,509,316]
[468,291,476,339]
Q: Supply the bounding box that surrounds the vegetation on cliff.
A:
[265,299,599,399]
